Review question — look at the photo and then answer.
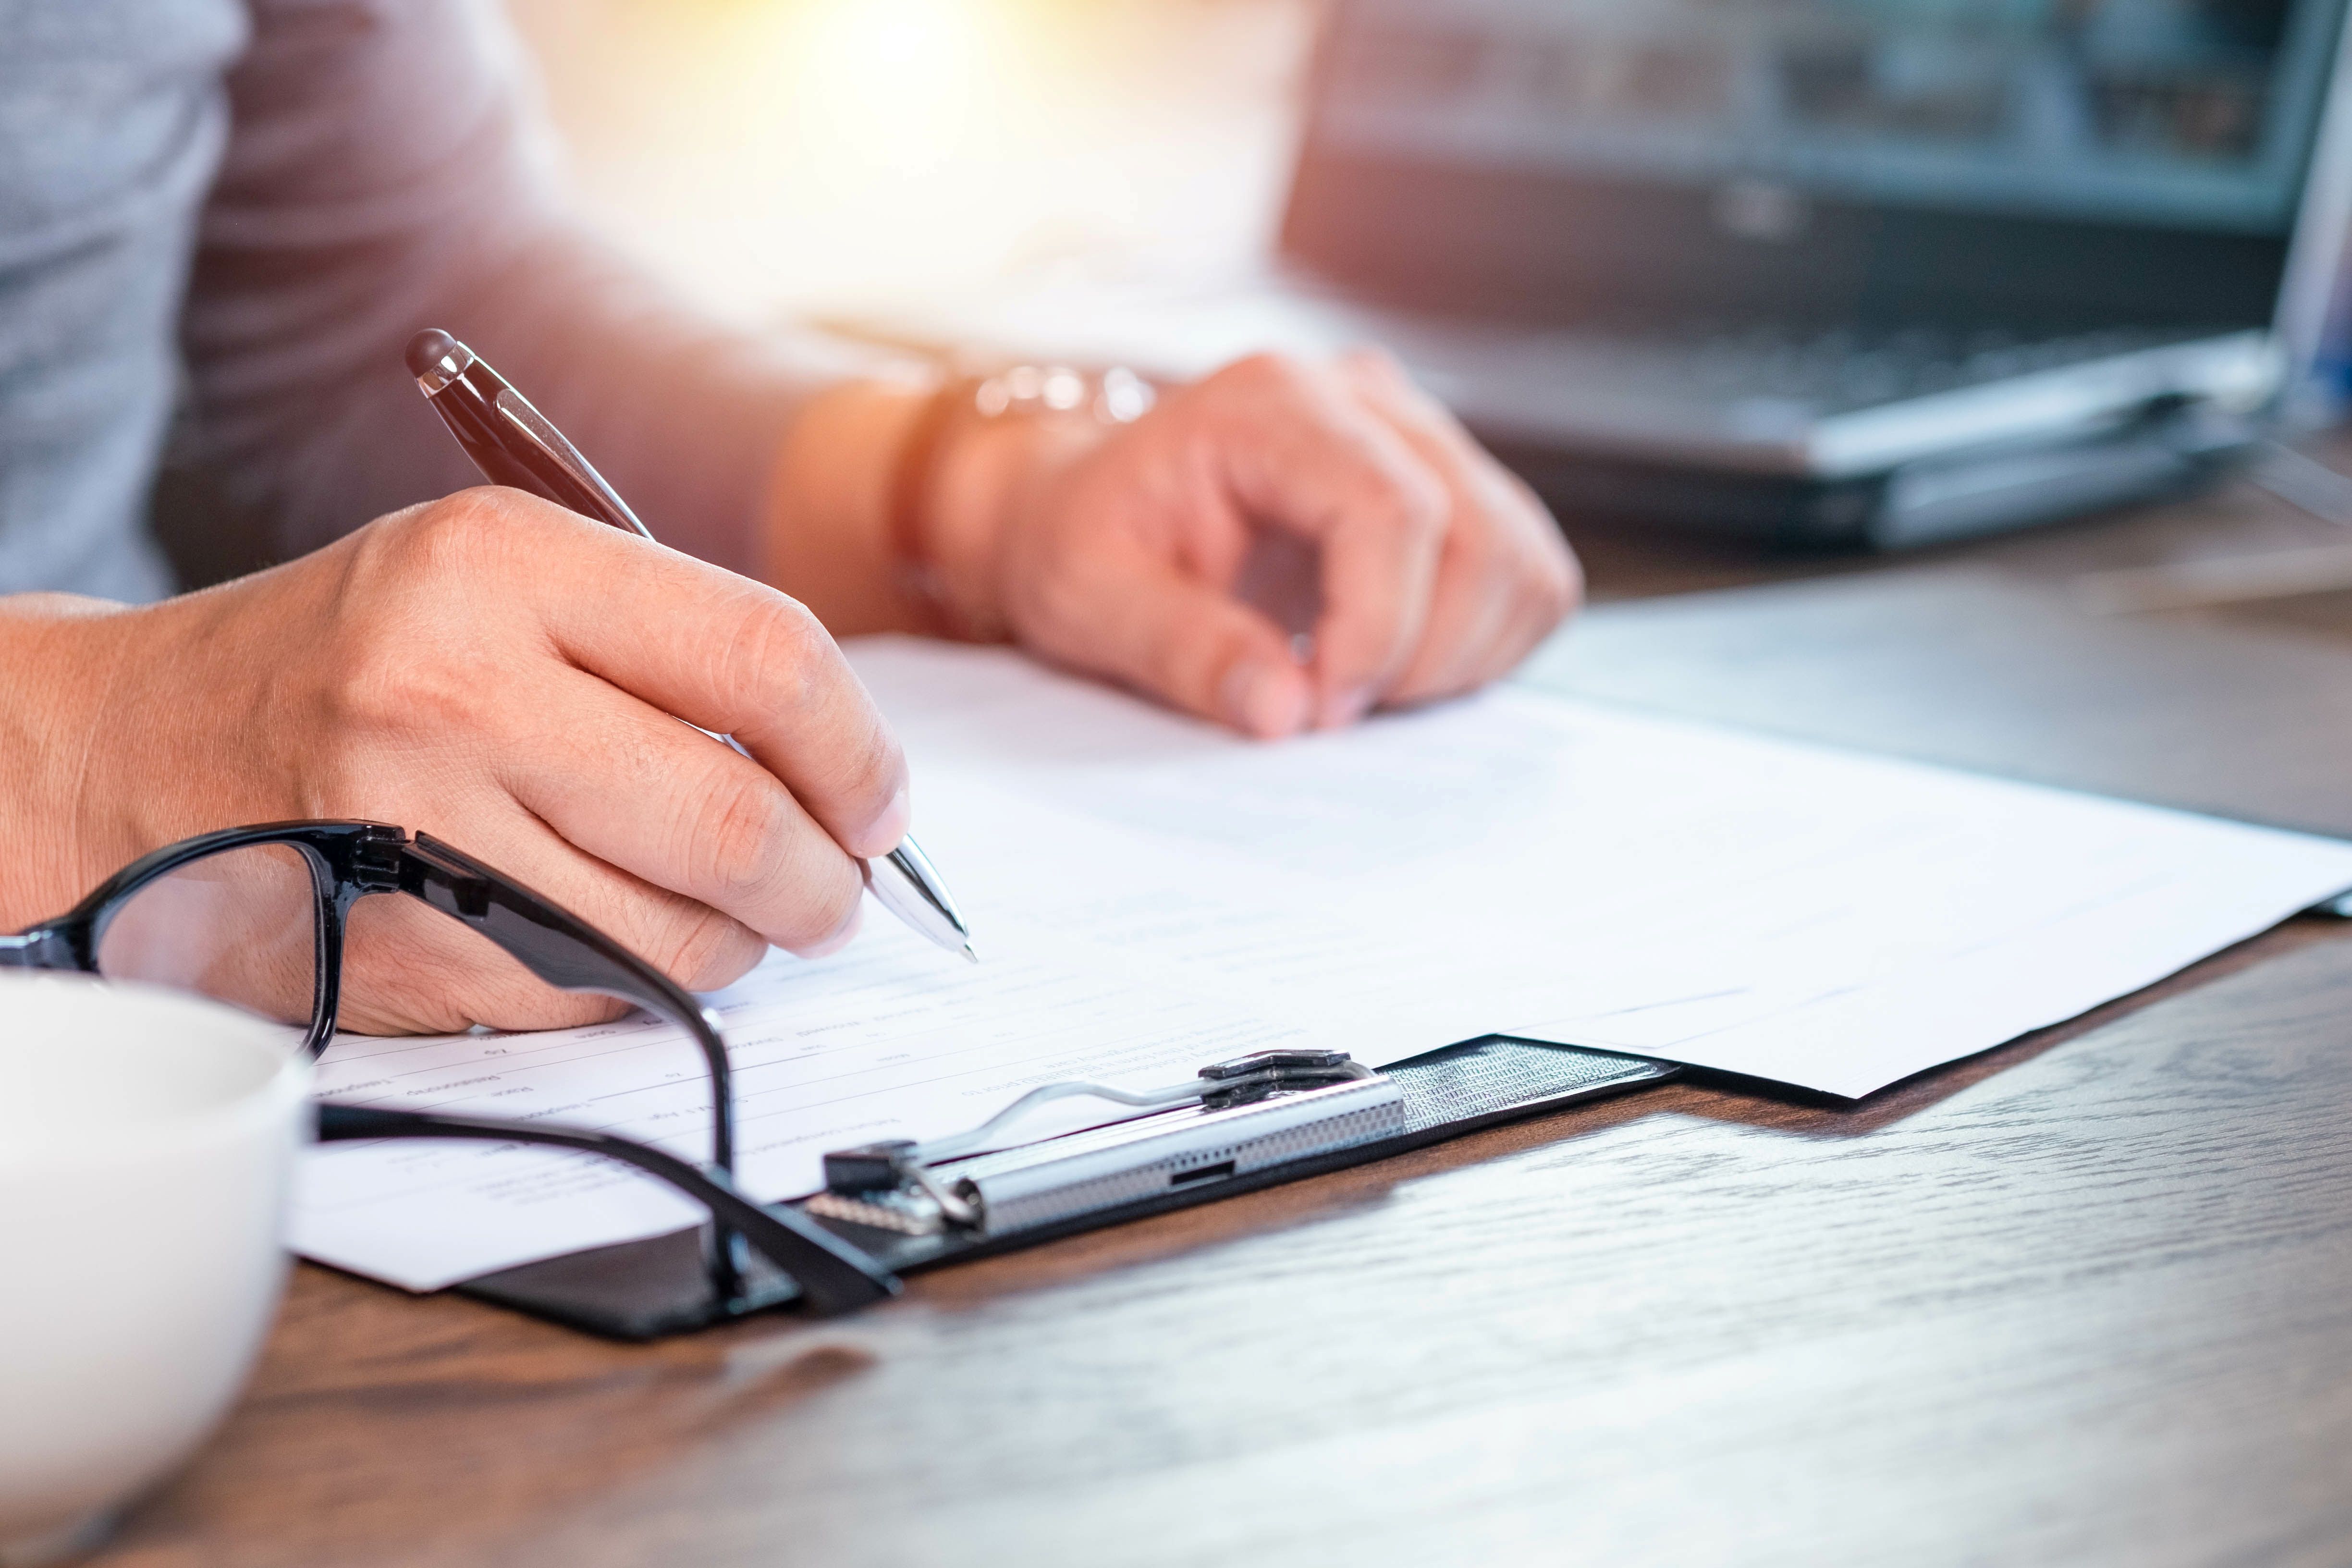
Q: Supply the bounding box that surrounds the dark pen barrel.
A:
[404,329,636,531]
[417,370,546,497]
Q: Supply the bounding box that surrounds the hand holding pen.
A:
[404,329,974,963]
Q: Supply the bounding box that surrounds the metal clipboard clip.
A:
[464,1036,1677,1338]
[808,1050,1410,1239]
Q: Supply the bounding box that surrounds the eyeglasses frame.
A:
[0,820,896,1318]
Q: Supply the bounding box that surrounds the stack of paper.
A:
[294,638,2352,1289]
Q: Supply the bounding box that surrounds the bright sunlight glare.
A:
[791,0,1006,178]
[507,0,1310,316]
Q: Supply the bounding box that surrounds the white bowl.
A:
[0,974,311,1565]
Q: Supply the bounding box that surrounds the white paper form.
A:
[293,637,2352,1290]
[847,637,2352,1097]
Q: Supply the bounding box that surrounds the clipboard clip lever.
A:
[1195,1047,1366,1105]
[811,1049,1401,1238]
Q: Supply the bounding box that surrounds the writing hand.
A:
[3,490,907,1031]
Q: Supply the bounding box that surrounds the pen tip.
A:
[961,943,980,965]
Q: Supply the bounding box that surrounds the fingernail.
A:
[1220,659,1311,739]
[857,787,910,858]
[800,899,864,960]
[1317,684,1374,730]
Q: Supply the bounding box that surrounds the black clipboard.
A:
[452,1037,1677,1341]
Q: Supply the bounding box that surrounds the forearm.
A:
[759,381,934,635]
[0,594,145,927]
[182,0,837,578]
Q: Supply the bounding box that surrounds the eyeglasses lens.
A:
[95,843,320,1029]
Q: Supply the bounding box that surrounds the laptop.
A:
[852,0,2352,549]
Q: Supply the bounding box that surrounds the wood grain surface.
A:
[91,452,2352,1568]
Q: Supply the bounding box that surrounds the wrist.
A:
[908,367,1154,642]
[919,411,1102,642]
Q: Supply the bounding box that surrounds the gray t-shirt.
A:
[0,0,830,600]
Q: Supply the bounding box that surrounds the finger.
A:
[437,492,912,858]
[502,663,869,956]
[1191,356,1451,725]
[1395,472,1540,703]
[1021,533,1313,739]
[1335,351,1580,702]
[1450,471,1582,694]
[1461,510,1583,691]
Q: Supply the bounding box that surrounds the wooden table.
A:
[102,451,2352,1568]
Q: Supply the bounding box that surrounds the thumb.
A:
[1035,538,1313,739]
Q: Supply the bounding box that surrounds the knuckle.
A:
[1331,433,1450,541]
[1385,464,1452,540]
[653,907,762,992]
[317,520,535,746]
[844,726,908,822]
[771,858,863,951]
[1446,513,1499,583]
[374,488,530,577]
[683,771,861,950]
[1219,350,1317,402]
[315,611,481,750]
[691,773,798,910]
[717,591,830,718]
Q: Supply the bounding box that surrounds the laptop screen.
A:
[1283,0,2351,331]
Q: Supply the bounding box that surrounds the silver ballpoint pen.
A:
[403,328,977,963]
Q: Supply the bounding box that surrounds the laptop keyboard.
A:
[1539,323,2202,414]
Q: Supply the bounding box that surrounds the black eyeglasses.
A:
[1,821,897,1321]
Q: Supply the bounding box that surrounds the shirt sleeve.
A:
[179,0,859,576]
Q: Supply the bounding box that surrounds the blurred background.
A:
[503,0,1313,324]
[143,0,2352,604]
[487,0,2352,581]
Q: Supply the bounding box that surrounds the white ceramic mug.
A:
[0,973,311,1565]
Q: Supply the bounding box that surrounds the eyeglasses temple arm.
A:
[314,1103,898,1317]
[390,835,736,1173]
[380,832,754,1307]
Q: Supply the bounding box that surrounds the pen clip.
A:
[492,387,656,541]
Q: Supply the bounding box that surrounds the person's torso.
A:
[0,0,247,600]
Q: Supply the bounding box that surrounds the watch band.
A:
[886,365,1156,635]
